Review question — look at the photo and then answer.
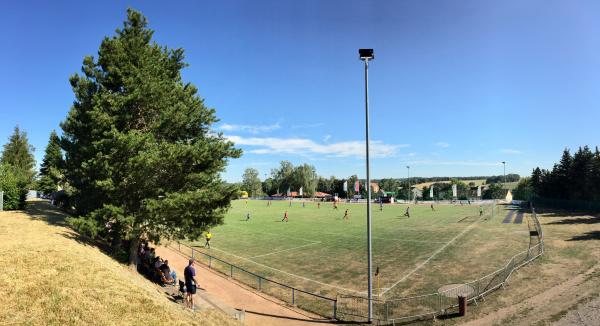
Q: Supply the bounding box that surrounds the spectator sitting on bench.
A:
[160,260,177,285]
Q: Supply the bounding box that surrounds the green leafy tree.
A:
[293,163,317,197]
[60,9,241,265]
[38,130,64,195]
[1,126,36,185]
[0,164,25,210]
[242,168,262,197]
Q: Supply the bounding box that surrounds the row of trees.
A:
[242,161,319,197]
[241,163,512,200]
[513,146,600,202]
[0,126,36,209]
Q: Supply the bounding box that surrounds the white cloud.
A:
[291,123,325,129]
[435,142,450,148]
[226,135,408,158]
[218,123,280,134]
[501,149,522,154]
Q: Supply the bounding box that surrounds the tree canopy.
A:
[530,146,600,202]
[1,125,36,185]
[241,168,262,197]
[60,9,241,264]
[38,130,65,195]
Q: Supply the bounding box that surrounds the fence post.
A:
[230,265,233,277]
[333,300,337,320]
[292,288,295,305]
[208,256,212,268]
[385,301,389,320]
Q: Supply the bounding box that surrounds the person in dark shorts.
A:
[246,212,250,221]
[343,209,349,220]
[184,259,198,309]
[430,203,435,211]
[479,205,483,216]
[404,206,410,218]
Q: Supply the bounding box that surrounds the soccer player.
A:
[379,200,383,211]
[479,205,483,216]
[343,209,349,220]
[404,206,410,218]
[282,211,288,222]
[289,200,292,207]
[204,231,212,248]
[333,201,338,210]
[302,202,305,208]
[431,203,435,211]
[317,202,321,209]
[246,212,250,221]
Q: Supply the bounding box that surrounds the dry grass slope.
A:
[0,202,238,326]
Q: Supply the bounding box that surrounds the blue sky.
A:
[1,1,599,182]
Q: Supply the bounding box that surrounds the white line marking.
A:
[381,215,483,295]
[249,242,322,258]
[203,246,364,294]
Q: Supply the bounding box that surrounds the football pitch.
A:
[183,199,530,299]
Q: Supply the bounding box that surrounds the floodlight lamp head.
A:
[359,48,374,61]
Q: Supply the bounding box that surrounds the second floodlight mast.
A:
[359,48,374,323]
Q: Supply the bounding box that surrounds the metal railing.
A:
[168,205,543,324]
[167,241,338,319]
[337,205,544,324]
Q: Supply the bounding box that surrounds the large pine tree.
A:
[1,125,36,185]
[38,130,64,195]
[60,9,241,265]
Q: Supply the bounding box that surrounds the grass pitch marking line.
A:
[381,215,483,295]
[205,246,364,294]
[249,241,322,259]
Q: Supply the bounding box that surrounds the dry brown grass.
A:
[0,203,238,326]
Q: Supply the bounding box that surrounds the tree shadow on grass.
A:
[25,201,121,260]
[25,200,70,227]
[547,216,600,225]
[566,231,600,241]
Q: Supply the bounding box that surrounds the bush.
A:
[0,164,27,210]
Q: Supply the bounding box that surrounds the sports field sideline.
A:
[183,199,530,299]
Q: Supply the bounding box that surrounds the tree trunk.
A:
[128,237,140,270]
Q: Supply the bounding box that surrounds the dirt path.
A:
[155,245,332,326]
[461,262,600,326]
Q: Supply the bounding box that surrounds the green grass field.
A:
[183,200,530,300]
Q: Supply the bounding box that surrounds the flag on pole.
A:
[430,186,434,198]
[299,187,303,196]
[354,181,360,192]
[343,181,348,192]
[452,184,457,198]
[477,185,481,197]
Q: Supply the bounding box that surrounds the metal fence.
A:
[337,206,544,324]
[168,205,543,324]
[167,241,338,319]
